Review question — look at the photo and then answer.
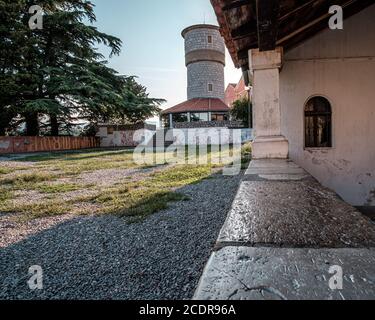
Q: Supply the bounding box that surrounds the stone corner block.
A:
[249,47,283,71]
[252,135,289,159]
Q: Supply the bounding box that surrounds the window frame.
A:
[211,112,229,122]
[304,95,333,149]
[208,83,213,92]
[207,35,213,44]
[190,112,209,122]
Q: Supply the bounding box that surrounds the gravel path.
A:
[0,171,242,300]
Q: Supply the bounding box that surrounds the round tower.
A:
[182,24,225,101]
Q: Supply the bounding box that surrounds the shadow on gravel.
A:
[0,171,243,300]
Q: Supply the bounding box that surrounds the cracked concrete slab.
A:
[193,247,375,300]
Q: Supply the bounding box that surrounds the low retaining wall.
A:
[0,136,99,155]
[174,121,244,129]
[169,128,253,146]
[97,128,155,148]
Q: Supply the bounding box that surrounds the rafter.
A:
[256,0,280,51]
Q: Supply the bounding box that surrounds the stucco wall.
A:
[280,4,375,206]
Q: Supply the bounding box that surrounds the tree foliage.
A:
[230,97,251,128]
[0,0,164,136]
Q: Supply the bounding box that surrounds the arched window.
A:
[305,96,332,148]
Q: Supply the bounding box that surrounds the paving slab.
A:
[245,159,310,180]
[218,179,375,248]
[194,246,375,300]
[195,159,375,300]
[218,160,375,248]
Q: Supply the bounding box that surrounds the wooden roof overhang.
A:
[211,0,375,71]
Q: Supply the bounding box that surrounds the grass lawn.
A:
[0,144,251,222]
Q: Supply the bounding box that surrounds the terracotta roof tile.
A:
[161,98,230,114]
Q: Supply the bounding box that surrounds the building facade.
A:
[161,24,231,128]
[224,76,250,107]
[280,6,375,208]
[211,0,375,209]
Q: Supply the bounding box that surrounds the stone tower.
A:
[182,24,225,101]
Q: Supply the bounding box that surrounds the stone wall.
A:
[183,25,225,101]
[184,26,225,54]
[187,61,225,100]
[174,121,244,129]
[98,123,156,132]
[97,126,155,148]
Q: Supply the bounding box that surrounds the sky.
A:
[90,0,242,113]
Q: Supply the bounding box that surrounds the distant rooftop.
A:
[181,24,220,38]
[161,98,230,114]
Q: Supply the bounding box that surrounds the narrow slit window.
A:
[208,83,213,92]
[208,35,212,44]
[304,96,332,148]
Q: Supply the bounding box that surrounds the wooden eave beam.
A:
[223,0,251,11]
[256,0,280,51]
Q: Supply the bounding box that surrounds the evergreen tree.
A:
[0,0,163,136]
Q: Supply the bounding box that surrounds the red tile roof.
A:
[161,98,230,114]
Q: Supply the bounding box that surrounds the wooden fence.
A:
[0,136,100,155]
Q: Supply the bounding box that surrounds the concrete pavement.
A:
[194,160,375,300]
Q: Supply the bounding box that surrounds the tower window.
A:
[305,96,332,148]
[208,35,212,44]
[208,83,213,92]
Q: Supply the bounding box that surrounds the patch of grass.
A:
[0,189,13,203]
[241,142,252,169]
[86,164,210,220]
[36,183,82,194]
[8,200,71,222]
[124,192,190,222]
[21,149,133,162]
[146,165,213,188]
[0,167,13,175]
[57,159,137,176]
[1,145,251,222]
[0,172,58,187]
[96,186,190,219]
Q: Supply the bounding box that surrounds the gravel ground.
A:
[0,171,243,300]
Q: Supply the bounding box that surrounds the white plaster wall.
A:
[280,4,375,206]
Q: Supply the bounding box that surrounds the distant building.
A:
[161,24,235,129]
[224,76,250,107]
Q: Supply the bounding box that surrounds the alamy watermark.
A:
[329,265,344,290]
[27,265,43,290]
[27,4,344,31]
[133,128,244,176]
[329,5,344,30]
[28,5,43,30]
